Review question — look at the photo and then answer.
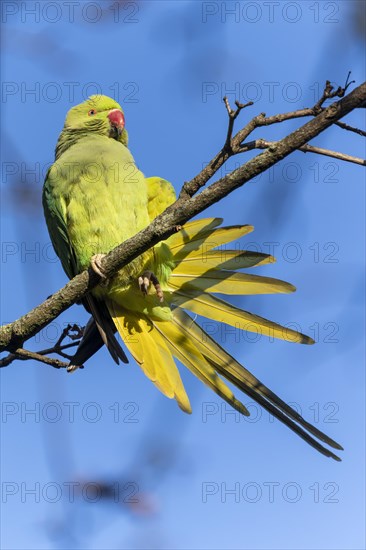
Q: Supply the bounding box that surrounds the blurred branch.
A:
[1,79,365,361]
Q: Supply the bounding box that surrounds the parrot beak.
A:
[108,109,125,139]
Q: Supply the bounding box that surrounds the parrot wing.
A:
[145,176,176,219]
[69,176,177,368]
[43,171,78,280]
[43,169,128,367]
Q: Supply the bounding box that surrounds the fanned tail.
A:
[71,217,343,459]
[165,218,314,345]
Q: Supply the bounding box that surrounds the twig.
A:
[313,74,354,112]
[0,324,84,368]
[335,121,366,137]
[180,106,315,200]
[298,144,365,165]
[36,341,80,359]
[181,79,363,199]
[223,96,253,151]
[238,139,365,166]
[0,348,69,369]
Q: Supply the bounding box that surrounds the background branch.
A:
[1,80,365,360]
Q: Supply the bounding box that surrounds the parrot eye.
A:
[88,109,97,116]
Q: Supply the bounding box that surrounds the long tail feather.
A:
[170,289,314,344]
[172,309,342,460]
[169,270,296,295]
[167,221,254,260]
[68,316,105,369]
[108,301,191,413]
[173,249,274,273]
[152,318,250,417]
[85,296,128,365]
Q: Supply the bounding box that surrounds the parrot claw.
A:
[90,254,109,286]
[138,271,164,303]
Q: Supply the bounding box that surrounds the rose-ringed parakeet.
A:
[43,95,343,460]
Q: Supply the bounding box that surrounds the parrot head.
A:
[56,95,128,158]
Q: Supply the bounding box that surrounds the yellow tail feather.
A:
[107,300,191,413]
[166,218,223,252]
[172,249,274,274]
[170,288,314,344]
[168,270,296,295]
[172,308,342,459]
[167,221,254,260]
[152,317,250,417]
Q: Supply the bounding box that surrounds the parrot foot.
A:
[138,271,164,303]
[90,254,109,287]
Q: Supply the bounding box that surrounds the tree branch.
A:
[0,323,84,368]
[238,139,365,166]
[335,120,366,137]
[1,80,365,358]
[223,96,254,151]
[298,144,365,165]
[179,79,362,200]
[0,349,70,369]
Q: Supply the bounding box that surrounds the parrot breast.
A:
[47,134,151,291]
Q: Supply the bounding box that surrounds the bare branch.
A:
[298,144,365,165]
[335,121,366,137]
[238,139,365,166]
[223,96,254,151]
[1,80,365,357]
[180,79,363,200]
[180,106,315,200]
[0,348,69,369]
[0,323,84,368]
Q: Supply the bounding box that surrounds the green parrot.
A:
[43,95,343,460]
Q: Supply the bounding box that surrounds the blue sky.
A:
[1,1,365,549]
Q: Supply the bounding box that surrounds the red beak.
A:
[108,109,125,130]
